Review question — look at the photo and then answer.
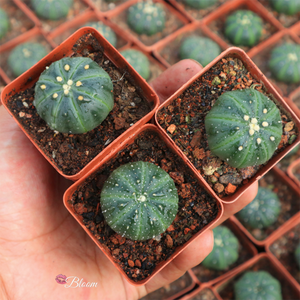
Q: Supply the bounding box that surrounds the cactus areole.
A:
[33,57,114,134]
[205,89,282,169]
[100,161,179,241]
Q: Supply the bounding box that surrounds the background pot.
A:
[181,285,222,300]
[287,158,300,187]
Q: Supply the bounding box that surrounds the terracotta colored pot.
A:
[181,285,222,300]
[287,158,300,187]
[214,253,300,299]
[155,47,300,204]
[288,88,300,119]
[107,0,190,53]
[290,21,300,43]
[63,124,224,286]
[231,166,300,247]
[1,27,159,181]
[190,218,257,286]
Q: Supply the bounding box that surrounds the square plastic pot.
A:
[155,47,300,204]
[287,157,300,187]
[1,27,159,181]
[63,124,223,285]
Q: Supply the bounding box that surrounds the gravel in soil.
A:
[69,129,220,282]
[0,0,35,46]
[6,33,152,176]
[91,0,128,12]
[270,224,300,284]
[157,56,297,199]
[189,288,218,300]
[236,169,300,241]
[217,257,299,300]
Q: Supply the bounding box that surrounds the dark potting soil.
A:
[69,129,220,282]
[217,257,300,300]
[157,56,298,199]
[192,220,254,283]
[6,33,152,176]
[270,224,300,284]
[236,169,300,241]
[189,288,218,300]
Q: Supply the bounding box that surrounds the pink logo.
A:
[55,274,68,284]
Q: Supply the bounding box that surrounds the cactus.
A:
[269,43,300,84]
[234,271,282,300]
[33,57,114,134]
[179,36,221,67]
[84,22,117,48]
[270,0,300,15]
[127,1,166,36]
[120,49,150,80]
[295,242,300,268]
[205,89,282,169]
[100,161,179,241]
[236,187,281,229]
[0,8,9,40]
[202,226,239,270]
[225,10,263,47]
[8,42,48,77]
[183,0,218,9]
[30,0,73,20]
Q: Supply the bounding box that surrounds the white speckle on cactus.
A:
[53,93,58,99]
[64,64,70,71]
[257,138,262,144]
[249,129,255,136]
[238,146,243,151]
[244,115,249,121]
[67,79,73,86]
[84,65,89,70]
[270,136,275,141]
[40,84,46,90]
[56,76,63,82]
[263,108,267,114]
[262,121,269,127]
[64,90,69,95]
[76,81,82,87]
[78,96,83,101]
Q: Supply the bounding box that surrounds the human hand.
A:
[0,59,257,300]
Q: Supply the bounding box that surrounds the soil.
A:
[258,0,300,28]
[140,271,194,300]
[6,33,152,176]
[270,224,300,284]
[236,169,300,241]
[0,35,53,80]
[276,145,300,172]
[217,256,300,300]
[110,1,185,47]
[90,0,128,12]
[68,129,220,282]
[252,35,300,97]
[192,220,254,284]
[207,4,278,52]
[189,288,218,300]
[157,56,297,199]
[23,0,88,33]
[0,0,35,46]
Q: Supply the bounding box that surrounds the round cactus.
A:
[100,161,179,241]
[179,36,221,67]
[236,187,281,229]
[183,0,218,9]
[205,89,282,169]
[269,43,300,84]
[0,8,9,40]
[127,1,166,36]
[84,22,117,48]
[225,10,263,47]
[30,0,73,20]
[295,242,300,268]
[202,226,239,270]
[270,0,300,15]
[33,57,114,134]
[120,49,150,80]
[8,42,48,77]
[234,271,282,300]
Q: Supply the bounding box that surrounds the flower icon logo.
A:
[55,274,68,284]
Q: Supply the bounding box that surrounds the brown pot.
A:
[155,47,300,204]
[181,285,222,300]
[231,166,300,247]
[288,88,300,119]
[1,27,159,181]
[287,158,300,187]
[214,253,300,299]
[290,21,300,43]
[190,218,257,286]
[63,123,224,285]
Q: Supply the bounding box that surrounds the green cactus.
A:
[33,57,114,134]
[225,10,263,47]
[295,242,300,268]
[0,8,9,40]
[234,271,282,300]
[269,43,300,84]
[84,22,117,48]
[202,226,239,270]
[179,36,221,67]
[8,42,48,77]
[100,161,179,241]
[270,0,300,15]
[30,0,73,20]
[182,0,218,9]
[127,1,166,36]
[236,187,281,229]
[120,49,150,80]
[205,89,282,169]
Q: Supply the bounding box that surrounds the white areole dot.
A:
[138,195,147,202]
[270,136,275,141]
[76,81,82,87]
[64,90,69,95]
[263,108,267,114]
[84,65,89,70]
[262,121,269,127]
[251,118,258,124]
[67,79,73,86]
[257,138,262,144]
[56,76,63,82]
[64,64,70,71]
[53,93,58,98]
[78,96,83,101]
[238,146,243,151]
[249,129,255,136]
[40,84,46,90]
[244,115,249,121]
